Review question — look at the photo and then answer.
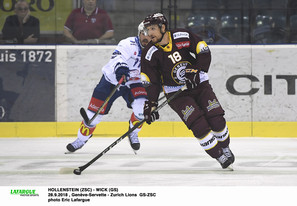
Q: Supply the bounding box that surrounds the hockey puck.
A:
[73,169,82,175]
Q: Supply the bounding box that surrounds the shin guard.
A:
[78,121,96,142]
[129,113,143,133]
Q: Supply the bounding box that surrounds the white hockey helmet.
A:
[138,21,147,36]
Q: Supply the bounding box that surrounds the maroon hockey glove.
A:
[184,66,200,90]
[144,100,159,124]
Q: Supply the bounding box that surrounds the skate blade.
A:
[226,164,234,171]
[64,151,74,154]
[129,144,138,155]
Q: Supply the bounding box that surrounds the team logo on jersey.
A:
[145,46,158,61]
[175,41,190,49]
[173,32,189,39]
[171,61,190,84]
[206,99,220,111]
[91,18,96,23]
[181,105,195,121]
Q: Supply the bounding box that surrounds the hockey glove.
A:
[144,100,159,124]
[115,65,130,84]
[184,66,200,90]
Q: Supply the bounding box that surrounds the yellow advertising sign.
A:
[0,0,74,33]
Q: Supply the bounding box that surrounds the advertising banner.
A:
[0,46,55,121]
[0,0,73,33]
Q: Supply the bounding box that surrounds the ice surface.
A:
[0,137,296,186]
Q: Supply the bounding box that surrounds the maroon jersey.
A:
[64,7,113,40]
[141,28,211,102]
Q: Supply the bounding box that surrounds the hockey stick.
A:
[72,85,187,175]
[80,76,125,125]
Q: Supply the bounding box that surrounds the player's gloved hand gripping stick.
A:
[64,85,187,175]
[80,75,125,126]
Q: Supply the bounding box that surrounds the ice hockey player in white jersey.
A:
[66,22,151,153]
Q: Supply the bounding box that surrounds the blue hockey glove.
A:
[115,63,130,84]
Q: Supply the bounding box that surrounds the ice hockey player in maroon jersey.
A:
[141,13,235,169]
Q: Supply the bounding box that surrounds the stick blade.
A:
[80,107,89,124]
[73,168,82,175]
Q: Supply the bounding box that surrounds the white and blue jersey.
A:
[88,36,147,115]
[102,36,142,86]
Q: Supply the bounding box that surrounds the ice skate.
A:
[66,135,92,153]
[222,146,235,164]
[128,131,140,153]
[216,153,233,170]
